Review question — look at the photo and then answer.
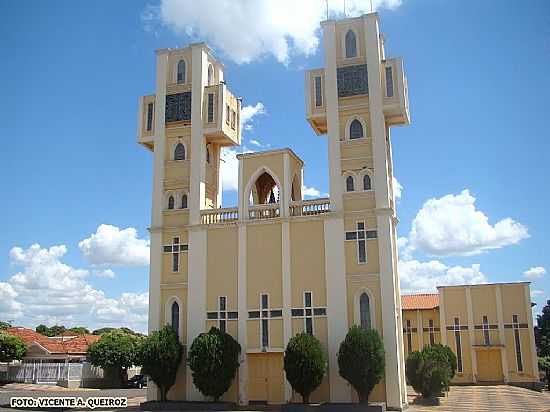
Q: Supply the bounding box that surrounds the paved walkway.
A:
[408,385,550,412]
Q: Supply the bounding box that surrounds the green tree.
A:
[536,300,550,357]
[187,327,241,401]
[0,332,27,363]
[0,321,12,330]
[35,324,66,337]
[92,327,142,336]
[87,330,142,387]
[67,327,90,335]
[139,326,183,401]
[539,356,550,390]
[406,345,455,399]
[284,332,326,403]
[337,326,385,404]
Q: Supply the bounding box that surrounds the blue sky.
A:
[0,0,548,332]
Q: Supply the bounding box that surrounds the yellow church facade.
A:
[137,12,538,410]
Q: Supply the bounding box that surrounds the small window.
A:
[174,143,185,161]
[207,93,214,123]
[231,110,236,130]
[146,103,154,131]
[314,76,322,107]
[181,194,187,209]
[172,251,179,272]
[358,239,366,263]
[346,176,355,192]
[261,319,269,347]
[208,64,214,86]
[363,174,371,191]
[350,119,364,139]
[171,301,179,337]
[261,294,268,310]
[168,195,175,210]
[360,293,371,329]
[226,105,230,125]
[206,146,211,163]
[177,60,186,84]
[345,30,357,58]
[305,318,313,335]
[304,292,312,308]
[385,66,394,97]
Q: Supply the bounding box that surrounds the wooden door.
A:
[477,349,504,382]
[248,354,268,402]
[267,353,284,404]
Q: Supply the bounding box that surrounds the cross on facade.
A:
[423,319,440,346]
[474,315,498,346]
[345,222,377,264]
[207,296,238,333]
[291,291,327,335]
[403,319,416,353]
[163,237,188,272]
[248,294,283,349]
[504,314,529,372]
[446,317,468,373]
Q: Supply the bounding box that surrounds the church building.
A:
[136,12,538,410]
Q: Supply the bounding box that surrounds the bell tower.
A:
[305,13,410,409]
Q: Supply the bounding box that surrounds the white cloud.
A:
[79,224,150,266]
[220,147,241,192]
[240,103,265,132]
[2,243,148,333]
[406,190,529,256]
[524,266,546,280]
[154,0,401,64]
[302,186,321,197]
[399,258,487,294]
[393,176,402,200]
[93,269,116,279]
[531,290,545,297]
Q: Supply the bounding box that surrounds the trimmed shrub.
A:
[187,327,241,401]
[406,344,456,399]
[337,326,385,404]
[0,332,26,363]
[140,326,183,401]
[284,332,326,403]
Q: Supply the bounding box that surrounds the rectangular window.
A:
[261,294,268,310]
[219,320,226,333]
[270,309,282,318]
[292,309,304,317]
[207,93,214,123]
[261,319,269,347]
[226,105,230,125]
[172,252,179,272]
[314,76,322,107]
[385,66,394,97]
[219,296,226,311]
[231,110,236,129]
[305,317,313,335]
[146,102,154,131]
[429,319,435,346]
[513,314,523,372]
[483,315,490,346]
[406,320,412,353]
[313,308,326,316]
[454,317,463,373]
[358,240,366,263]
[304,292,312,308]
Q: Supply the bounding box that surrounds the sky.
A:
[0,0,549,334]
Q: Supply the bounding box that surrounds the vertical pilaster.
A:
[524,284,540,379]
[237,223,248,405]
[282,220,292,401]
[465,287,477,382]
[417,310,424,350]
[321,20,343,212]
[439,289,447,345]
[323,217,351,402]
[495,285,509,383]
[146,50,168,402]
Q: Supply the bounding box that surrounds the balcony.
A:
[137,95,155,150]
[383,57,410,126]
[305,68,327,135]
[198,198,331,225]
[203,83,241,147]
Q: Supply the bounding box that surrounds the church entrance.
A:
[476,348,504,383]
[248,353,284,404]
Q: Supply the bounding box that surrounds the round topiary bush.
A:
[405,344,456,399]
[139,325,183,401]
[284,332,326,403]
[187,327,241,401]
[337,326,385,404]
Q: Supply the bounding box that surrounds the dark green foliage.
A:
[0,321,12,330]
[140,326,183,401]
[187,327,241,401]
[92,327,143,336]
[0,332,27,363]
[406,344,456,399]
[67,327,90,335]
[536,300,550,358]
[337,326,385,404]
[539,356,550,390]
[88,330,142,387]
[36,324,66,337]
[284,333,326,403]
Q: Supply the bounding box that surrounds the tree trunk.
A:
[303,393,310,404]
[358,392,369,404]
[160,386,167,401]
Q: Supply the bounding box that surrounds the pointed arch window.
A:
[171,301,180,337]
[345,30,357,58]
[346,175,355,192]
[177,60,186,84]
[168,195,175,210]
[360,293,371,329]
[181,194,188,209]
[363,174,372,191]
[208,64,214,86]
[350,119,364,139]
[174,143,185,161]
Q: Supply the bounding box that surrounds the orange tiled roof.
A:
[401,293,439,310]
[5,327,98,355]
